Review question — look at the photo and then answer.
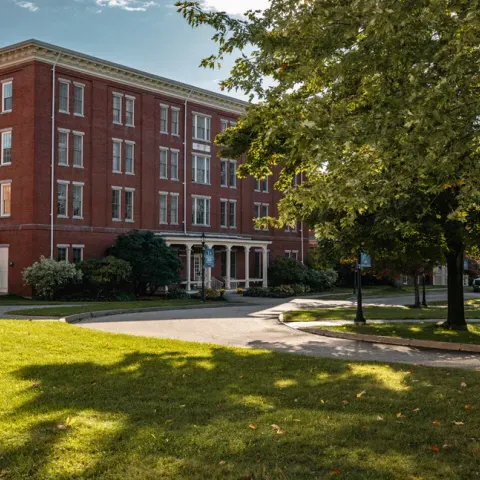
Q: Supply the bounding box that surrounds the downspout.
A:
[300,172,304,264]
[183,89,194,235]
[50,52,62,259]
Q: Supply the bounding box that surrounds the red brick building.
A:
[0,39,308,295]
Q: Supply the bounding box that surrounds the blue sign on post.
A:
[464,259,469,271]
[204,248,215,268]
[359,253,372,269]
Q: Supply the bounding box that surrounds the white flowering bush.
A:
[22,256,83,299]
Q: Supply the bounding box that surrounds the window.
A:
[57,181,68,217]
[285,250,291,258]
[171,108,179,135]
[72,183,83,218]
[113,140,122,173]
[1,131,12,165]
[73,83,84,116]
[171,150,179,180]
[170,194,179,224]
[72,245,83,264]
[192,113,211,141]
[73,132,83,168]
[59,80,69,113]
[229,161,237,188]
[221,119,229,133]
[58,130,69,166]
[0,182,11,217]
[229,201,236,228]
[255,178,268,192]
[220,160,228,187]
[113,93,122,124]
[262,204,269,230]
[159,192,168,224]
[254,203,269,230]
[125,142,134,174]
[192,196,210,226]
[292,250,299,261]
[125,189,134,222]
[160,148,168,178]
[112,188,121,221]
[2,80,12,113]
[125,96,134,126]
[57,246,68,262]
[160,105,168,133]
[192,155,210,184]
[220,200,227,227]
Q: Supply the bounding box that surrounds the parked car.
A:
[473,278,480,292]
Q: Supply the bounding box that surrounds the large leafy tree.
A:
[177,0,480,329]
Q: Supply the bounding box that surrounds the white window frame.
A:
[170,192,179,225]
[57,244,69,262]
[160,104,169,133]
[57,180,70,218]
[58,79,70,114]
[170,149,179,180]
[220,119,229,134]
[125,188,135,222]
[125,140,135,175]
[72,181,84,219]
[73,82,85,117]
[1,130,12,165]
[112,186,122,222]
[192,195,211,226]
[113,92,123,125]
[159,191,168,224]
[58,128,70,166]
[72,131,84,168]
[125,95,135,127]
[192,112,211,142]
[229,160,237,188]
[229,199,237,228]
[220,199,228,228]
[112,138,122,173]
[171,107,180,136]
[1,79,13,114]
[254,203,261,230]
[292,250,299,261]
[261,203,269,230]
[0,180,11,217]
[220,159,228,187]
[159,147,168,179]
[192,154,210,184]
[72,244,84,264]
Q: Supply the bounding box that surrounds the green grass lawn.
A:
[1,321,480,479]
[8,299,206,317]
[320,323,480,345]
[283,306,480,322]
[0,295,76,306]
[317,285,447,301]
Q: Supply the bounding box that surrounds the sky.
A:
[0,0,270,100]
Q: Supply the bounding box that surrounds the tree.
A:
[107,231,181,295]
[177,0,480,329]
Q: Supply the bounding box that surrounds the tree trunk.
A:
[412,275,421,308]
[446,247,467,330]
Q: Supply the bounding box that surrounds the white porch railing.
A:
[211,277,224,290]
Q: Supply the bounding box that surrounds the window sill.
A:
[171,134,180,137]
[72,216,83,220]
[125,172,135,176]
[59,110,70,115]
[112,219,122,222]
[159,221,168,225]
[112,170,122,174]
[192,138,211,143]
[1,110,12,115]
[170,222,179,225]
[58,163,69,167]
[73,165,84,169]
[160,130,169,134]
[0,162,11,167]
[192,182,211,186]
[57,215,68,219]
[126,124,135,128]
[0,214,11,218]
[170,178,179,181]
[73,113,84,118]
[125,219,135,223]
[113,121,123,126]
[192,224,211,227]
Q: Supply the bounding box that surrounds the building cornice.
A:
[0,39,248,115]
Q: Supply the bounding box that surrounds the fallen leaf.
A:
[429,445,440,452]
[276,429,287,435]
[239,376,244,379]
[432,420,441,426]
[65,417,75,426]
[443,443,453,449]
[376,416,384,421]
[343,400,349,405]
[461,382,467,388]
[165,419,174,424]
[453,421,465,426]
[396,412,405,418]
[56,424,67,430]
[413,408,421,412]
[249,424,257,429]
[271,424,280,430]
[31,381,41,389]
[331,470,342,476]
[219,461,226,465]
[356,390,366,398]
[360,425,368,430]
[320,399,325,404]
[293,419,301,422]
[465,405,472,410]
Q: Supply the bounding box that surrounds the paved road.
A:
[77,295,480,370]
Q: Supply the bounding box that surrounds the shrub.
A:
[305,268,338,291]
[292,283,307,295]
[268,257,308,286]
[219,289,226,297]
[243,285,295,298]
[236,288,243,294]
[167,288,190,300]
[22,256,83,300]
[243,287,270,297]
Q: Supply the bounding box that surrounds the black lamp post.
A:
[355,255,365,324]
[201,232,206,302]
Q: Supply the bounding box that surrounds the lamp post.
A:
[201,232,206,302]
[355,255,365,324]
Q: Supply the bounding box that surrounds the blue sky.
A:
[1,0,269,100]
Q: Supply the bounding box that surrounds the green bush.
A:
[22,256,83,300]
[268,257,308,286]
[243,285,295,298]
[167,288,190,300]
[305,268,338,291]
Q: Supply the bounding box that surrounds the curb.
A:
[297,327,480,353]
[61,302,233,324]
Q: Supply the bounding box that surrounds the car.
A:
[473,278,480,292]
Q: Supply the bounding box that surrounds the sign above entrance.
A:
[204,248,215,268]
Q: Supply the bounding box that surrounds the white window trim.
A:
[125,140,135,175]
[0,181,11,217]
[72,182,84,219]
[1,130,12,166]
[229,160,237,189]
[57,180,70,218]
[192,195,211,226]
[192,112,212,143]
[112,139,122,173]
[58,79,70,114]
[57,244,69,262]
[113,92,123,125]
[159,146,169,179]
[160,104,169,133]
[73,82,85,117]
[112,186,122,222]
[72,131,84,168]
[220,199,228,228]
[171,107,180,136]
[125,187,135,223]
[170,192,179,225]
[262,203,269,231]
[1,79,13,114]
[192,154,211,185]
[72,245,84,263]
[229,199,237,229]
[58,128,70,167]
[220,159,228,187]
[125,95,135,127]
[159,191,169,224]
[170,148,179,181]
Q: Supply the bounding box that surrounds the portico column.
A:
[262,246,268,287]
[244,246,250,289]
[186,244,192,291]
[225,245,232,290]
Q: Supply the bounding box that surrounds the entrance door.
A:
[0,247,8,293]
[193,254,202,281]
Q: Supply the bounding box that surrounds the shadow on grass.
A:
[3,346,479,479]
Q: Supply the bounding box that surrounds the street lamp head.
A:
[201,232,206,241]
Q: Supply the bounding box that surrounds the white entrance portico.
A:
[159,234,271,291]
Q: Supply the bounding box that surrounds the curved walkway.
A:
[77,294,480,370]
